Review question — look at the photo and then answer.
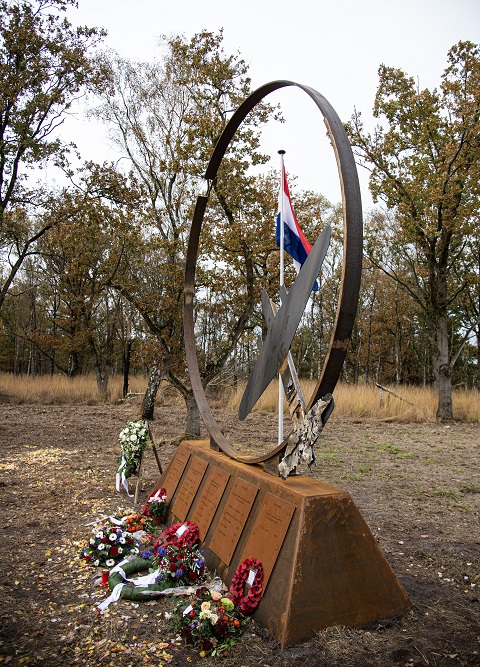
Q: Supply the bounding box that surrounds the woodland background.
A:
[0,0,479,429]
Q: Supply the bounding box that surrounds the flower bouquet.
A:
[116,421,151,494]
[154,543,205,586]
[170,587,249,656]
[121,511,156,534]
[80,525,140,568]
[141,488,168,523]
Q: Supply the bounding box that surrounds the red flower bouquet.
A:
[170,586,249,656]
[154,543,205,586]
[141,488,168,519]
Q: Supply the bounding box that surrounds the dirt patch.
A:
[0,402,479,666]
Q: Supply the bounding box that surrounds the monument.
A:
[153,80,411,647]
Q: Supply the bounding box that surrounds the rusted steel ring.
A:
[184,80,363,464]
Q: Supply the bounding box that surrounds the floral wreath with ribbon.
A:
[228,557,263,614]
[154,521,199,551]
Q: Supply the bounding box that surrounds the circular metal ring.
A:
[184,80,363,464]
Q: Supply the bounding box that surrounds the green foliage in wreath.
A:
[107,557,175,601]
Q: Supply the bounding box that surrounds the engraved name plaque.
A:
[160,448,190,506]
[171,456,209,521]
[209,477,258,565]
[189,466,230,540]
[240,493,295,587]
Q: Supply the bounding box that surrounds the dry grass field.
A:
[0,378,479,666]
[1,374,479,422]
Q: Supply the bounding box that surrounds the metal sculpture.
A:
[238,225,332,421]
[184,80,363,473]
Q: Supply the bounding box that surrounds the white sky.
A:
[65,0,480,211]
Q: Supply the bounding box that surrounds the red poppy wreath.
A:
[229,557,263,613]
[156,521,199,549]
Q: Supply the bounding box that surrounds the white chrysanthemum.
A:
[109,533,117,542]
[106,559,115,567]
[98,543,105,551]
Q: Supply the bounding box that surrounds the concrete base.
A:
[154,439,411,647]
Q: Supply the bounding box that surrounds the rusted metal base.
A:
[153,440,411,647]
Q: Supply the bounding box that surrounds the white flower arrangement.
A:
[116,420,152,495]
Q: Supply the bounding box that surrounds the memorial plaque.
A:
[189,466,230,540]
[153,440,412,646]
[160,448,190,503]
[240,493,295,588]
[171,456,208,521]
[209,477,258,565]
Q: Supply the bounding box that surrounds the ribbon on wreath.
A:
[115,455,134,497]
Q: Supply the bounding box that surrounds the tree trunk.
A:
[95,366,110,401]
[185,392,201,436]
[142,365,164,420]
[394,282,402,386]
[434,314,453,419]
[123,338,132,399]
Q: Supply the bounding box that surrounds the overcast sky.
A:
[65,0,480,210]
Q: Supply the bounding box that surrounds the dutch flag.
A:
[276,165,318,291]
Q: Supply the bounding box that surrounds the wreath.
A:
[103,541,205,606]
[116,421,151,496]
[107,557,176,602]
[228,558,263,614]
[156,521,199,549]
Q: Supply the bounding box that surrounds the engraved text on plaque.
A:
[189,466,230,539]
[171,456,208,521]
[209,478,258,564]
[160,448,190,503]
[240,493,295,587]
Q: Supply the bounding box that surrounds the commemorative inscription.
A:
[209,477,258,565]
[189,466,230,539]
[160,448,190,502]
[240,493,295,587]
[171,456,209,521]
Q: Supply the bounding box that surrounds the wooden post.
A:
[134,452,145,504]
[133,425,163,504]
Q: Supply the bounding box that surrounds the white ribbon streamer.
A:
[115,456,133,497]
[97,583,126,611]
[109,516,125,526]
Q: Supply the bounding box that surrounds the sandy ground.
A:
[0,401,479,666]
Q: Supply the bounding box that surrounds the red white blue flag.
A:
[276,165,318,291]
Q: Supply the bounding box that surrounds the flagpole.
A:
[278,149,285,445]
